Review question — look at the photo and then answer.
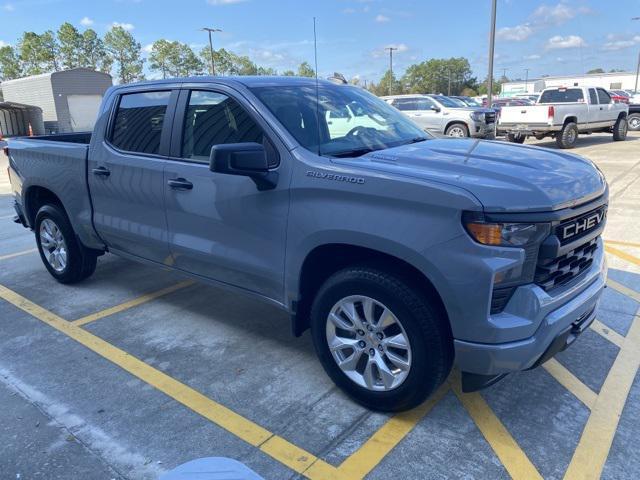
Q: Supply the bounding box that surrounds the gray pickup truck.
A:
[7,77,608,411]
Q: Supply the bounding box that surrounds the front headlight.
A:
[470,111,484,122]
[463,220,550,247]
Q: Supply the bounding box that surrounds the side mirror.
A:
[430,106,441,113]
[209,142,278,190]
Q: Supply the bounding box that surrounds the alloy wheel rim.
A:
[39,218,67,272]
[448,127,465,137]
[326,295,412,391]
[630,118,639,129]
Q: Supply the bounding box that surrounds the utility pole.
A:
[502,68,508,79]
[634,17,640,93]
[201,27,222,75]
[524,68,530,93]
[487,0,498,107]
[448,68,452,95]
[385,46,398,95]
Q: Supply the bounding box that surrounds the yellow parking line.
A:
[0,283,340,479]
[451,375,543,480]
[590,320,625,348]
[605,239,640,249]
[0,248,37,262]
[338,383,448,479]
[542,358,597,409]
[605,245,640,268]
[607,278,640,304]
[564,311,640,480]
[71,280,195,327]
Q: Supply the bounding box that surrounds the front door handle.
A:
[167,178,193,190]
[92,166,110,177]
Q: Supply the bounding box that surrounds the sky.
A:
[0,0,639,84]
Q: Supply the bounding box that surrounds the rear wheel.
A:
[310,266,453,412]
[445,123,469,138]
[556,122,578,149]
[506,133,526,144]
[35,204,97,284]
[628,113,640,132]
[613,116,628,141]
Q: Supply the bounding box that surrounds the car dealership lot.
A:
[1,133,639,480]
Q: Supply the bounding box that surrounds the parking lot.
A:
[1,133,639,479]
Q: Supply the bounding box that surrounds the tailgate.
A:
[499,105,549,125]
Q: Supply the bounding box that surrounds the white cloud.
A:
[111,22,135,31]
[80,16,94,26]
[375,14,390,23]
[532,2,590,26]
[602,34,640,51]
[0,40,9,47]
[496,24,533,42]
[545,35,586,50]
[206,0,246,5]
[524,54,541,60]
[2,3,15,11]
[142,43,154,53]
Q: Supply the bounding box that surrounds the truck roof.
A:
[109,75,337,92]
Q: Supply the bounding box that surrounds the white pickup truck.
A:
[499,86,629,148]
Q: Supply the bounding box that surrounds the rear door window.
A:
[539,88,584,103]
[110,91,171,155]
[393,99,418,111]
[596,89,612,105]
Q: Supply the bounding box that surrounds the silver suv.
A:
[383,94,496,138]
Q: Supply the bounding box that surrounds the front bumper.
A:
[470,121,496,139]
[454,241,607,380]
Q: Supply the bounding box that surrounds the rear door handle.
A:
[167,178,193,190]
[92,166,110,177]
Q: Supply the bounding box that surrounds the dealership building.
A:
[501,72,638,96]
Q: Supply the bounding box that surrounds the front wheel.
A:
[613,116,628,141]
[628,113,640,132]
[35,204,97,284]
[310,266,453,412]
[506,133,526,144]
[445,123,470,138]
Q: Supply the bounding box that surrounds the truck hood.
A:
[353,139,606,212]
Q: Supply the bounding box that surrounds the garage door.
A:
[67,94,103,131]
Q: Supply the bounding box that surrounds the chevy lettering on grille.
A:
[558,207,606,243]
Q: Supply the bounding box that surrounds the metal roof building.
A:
[501,72,638,96]
[0,68,112,133]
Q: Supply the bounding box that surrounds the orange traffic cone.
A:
[28,123,33,136]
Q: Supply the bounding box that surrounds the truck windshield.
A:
[539,88,584,103]
[250,84,430,157]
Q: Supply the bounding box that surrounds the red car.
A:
[609,90,630,104]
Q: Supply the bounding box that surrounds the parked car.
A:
[8,76,608,411]
[382,94,496,138]
[450,95,483,107]
[608,90,630,104]
[629,103,640,131]
[499,86,629,148]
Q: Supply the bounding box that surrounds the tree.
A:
[477,76,501,95]
[17,31,58,75]
[372,70,403,95]
[57,22,83,70]
[177,43,204,76]
[150,40,204,78]
[257,66,277,75]
[587,68,605,74]
[104,26,144,84]
[401,57,476,95]
[297,61,315,78]
[0,45,22,80]
[460,87,477,97]
[282,69,295,76]
[80,29,111,72]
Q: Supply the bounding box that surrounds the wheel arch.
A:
[24,185,65,228]
[291,243,449,337]
[444,120,470,135]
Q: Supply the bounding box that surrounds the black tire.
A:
[556,122,578,149]
[445,122,470,137]
[613,116,628,141]
[628,113,640,132]
[35,204,97,284]
[310,266,453,412]
[506,133,526,144]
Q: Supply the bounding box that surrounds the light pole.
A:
[487,0,498,106]
[201,27,222,75]
[524,68,530,93]
[385,46,398,95]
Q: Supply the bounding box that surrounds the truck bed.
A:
[26,132,92,144]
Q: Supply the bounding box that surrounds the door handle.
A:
[167,178,193,190]
[92,166,110,177]
[600,107,603,110]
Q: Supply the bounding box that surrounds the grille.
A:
[534,237,598,291]
[485,111,496,124]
